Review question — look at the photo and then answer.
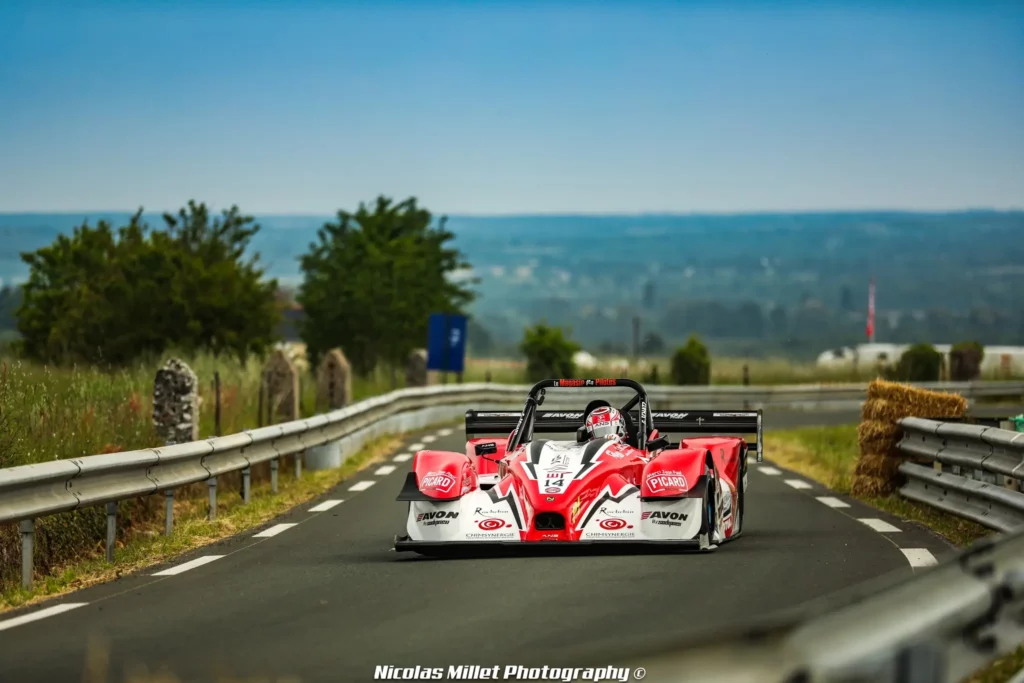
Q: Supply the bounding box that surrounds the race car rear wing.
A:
[465,409,763,462]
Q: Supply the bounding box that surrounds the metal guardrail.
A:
[0,379,1022,589]
[898,417,1024,532]
[636,527,1024,682]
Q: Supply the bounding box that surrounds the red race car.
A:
[393,378,762,554]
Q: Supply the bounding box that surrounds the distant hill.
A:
[2,210,1022,358]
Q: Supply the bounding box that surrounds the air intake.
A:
[534,512,565,531]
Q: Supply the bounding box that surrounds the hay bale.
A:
[865,379,967,418]
[857,420,902,458]
[854,452,902,479]
[852,475,898,498]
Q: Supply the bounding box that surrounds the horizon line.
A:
[1,207,1023,218]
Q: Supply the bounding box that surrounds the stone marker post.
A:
[152,358,201,531]
[406,349,428,388]
[316,349,352,411]
[263,349,301,479]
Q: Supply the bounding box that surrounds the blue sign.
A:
[426,313,468,373]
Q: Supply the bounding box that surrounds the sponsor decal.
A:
[476,518,512,530]
[465,531,516,540]
[420,471,455,492]
[542,412,585,419]
[599,518,628,530]
[473,507,506,516]
[641,510,689,526]
[713,412,757,417]
[592,506,633,530]
[544,487,561,494]
[657,412,689,420]
[586,532,635,539]
[546,496,555,502]
[548,453,571,466]
[552,379,616,387]
[475,442,498,456]
[645,471,688,493]
[570,497,582,525]
[416,511,459,526]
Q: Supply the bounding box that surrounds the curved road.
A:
[0,409,956,682]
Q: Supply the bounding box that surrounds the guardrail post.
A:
[271,458,279,494]
[208,477,218,521]
[105,502,117,563]
[19,519,34,589]
[164,490,175,536]
[295,451,303,479]
[242,466,251,503]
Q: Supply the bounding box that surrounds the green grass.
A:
[765,423,1022,681]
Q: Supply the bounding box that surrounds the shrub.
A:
[670,335,711,385]
[520,323,580,382]
[950,341,984,381]
[887,343,943,382]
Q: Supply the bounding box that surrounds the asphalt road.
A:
[0,408,959,682]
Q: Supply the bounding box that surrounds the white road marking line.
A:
[254,523,297,538]
[758,466,782,476]
[393,454,412,462]
[152,555,224,576]
[309,500,343,512]
[437,428,453,437]
[374,465,397,476]
[858,518,901,533]
[421,435,436,443]
[348,480,376,492]
[408,443,425,450]
[0,603,88,632]
[816,496,850,508]
[901,548,938,568]
[784,479,812,489]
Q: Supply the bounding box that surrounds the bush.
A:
[950,341,984,381]
[887,343,943,382]
[670,335,711,385]
[520,323,580,382]
[642,364,661,385]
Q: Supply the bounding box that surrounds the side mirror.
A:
[648,436,670,452]
[536,389,546,406]
[576,427,588,444]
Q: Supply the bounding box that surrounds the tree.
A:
[640,331,665,355]
[670,334,711,385]
[520,323,580,382]
[950,340,984,381]
[297,196,475,375]
[15,204,278,365]
[887,343,943,382]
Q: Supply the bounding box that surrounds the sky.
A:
[1,0,1022,215]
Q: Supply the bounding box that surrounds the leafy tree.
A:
[297,196,475,375]
[16,204,278,365]
[887,343,943,382]
[0,285,21,332]
[670,334,711,385]
[950,340,984,381]
[520,323,580,382]
[641,331,665,355]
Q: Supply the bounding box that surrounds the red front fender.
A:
[412,450,478,500]
[641,447,709,499]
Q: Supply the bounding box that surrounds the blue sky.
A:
[1,0,1022,214]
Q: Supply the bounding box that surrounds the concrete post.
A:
[20,519,34,589]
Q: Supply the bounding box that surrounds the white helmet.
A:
[585,406,625,441]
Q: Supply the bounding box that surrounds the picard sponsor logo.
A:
[420,471,456,492]
[642,510,689,526]
[416,511,459,526]
[646,471,688,493]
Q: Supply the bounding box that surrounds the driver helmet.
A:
[585,406,625,441]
